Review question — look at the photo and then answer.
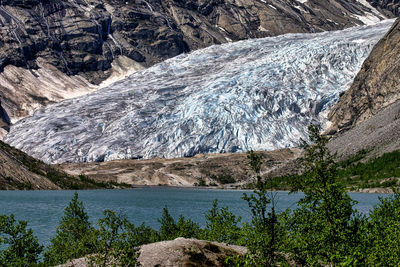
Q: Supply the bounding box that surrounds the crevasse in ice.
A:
[5,20,394,163]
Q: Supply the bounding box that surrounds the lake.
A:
[0,188,391,246]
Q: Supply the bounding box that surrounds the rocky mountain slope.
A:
[0,99,11,139]
[0,141,59,190]
[326,17,400,159]
[328,99,400,160]
[0,0,397,122]
[0,0,393,81]
[0,140,126,190]
[5,20,393,164]
[328,17,400,134]
[368,0,400,16]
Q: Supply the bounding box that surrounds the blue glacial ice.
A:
[5,20,395,163]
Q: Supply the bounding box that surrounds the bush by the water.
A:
[1,125,400,266]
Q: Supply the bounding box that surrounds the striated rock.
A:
[368,0,400,17]
[0,141,60,190]
[0,0,396,85]
[0,0,114,84]
[0,55,144,122]
[328,17,400,134]
[0,58,96,121]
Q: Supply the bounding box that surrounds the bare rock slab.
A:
[58,238,247,267]
[138,238,247,267]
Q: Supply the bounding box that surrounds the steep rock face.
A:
[328,17,400,134]
[328,99,400,159]
[368,0,400,16]
[0,0,117,84]
[0,58,97,121]
[0,0,394,84]
[0,99,11,132]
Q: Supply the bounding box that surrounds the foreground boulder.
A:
[59,238,247,267]
[138,238,247,266]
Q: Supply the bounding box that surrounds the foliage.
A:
[44,192,97,265]
[158,206,201,241]
[225,254,259,267]
[202,199,242,244]
[125,223,159,246]
[245,148,400,191]
[337,150,400,189]
[195,177,207,186]
[363,193,400,265]
[212,174,236,184]
[0,214,43,266]
[286,124,362,266]
[90,210,139,267]
[241,150,287,266]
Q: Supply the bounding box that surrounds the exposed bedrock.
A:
[328,17,400,134]
[0,0,396,84]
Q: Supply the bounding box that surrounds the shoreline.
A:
[0,185,394,194]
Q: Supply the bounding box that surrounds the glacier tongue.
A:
[5,20,394,164]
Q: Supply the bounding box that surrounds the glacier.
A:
[5,20,394,164]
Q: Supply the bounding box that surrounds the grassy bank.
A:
[242,149,400,192]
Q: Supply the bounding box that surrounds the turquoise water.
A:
[0,188,390,246]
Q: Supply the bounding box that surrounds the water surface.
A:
[0,188,390,246]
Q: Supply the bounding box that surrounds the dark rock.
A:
[368,0,400,16]
[0,0,397,84]
[0,99,10,132]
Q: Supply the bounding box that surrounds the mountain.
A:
[0,0,396,121]
[328,17,400,134]
[0,140,59,189]
[368,0,400,17]
[0,0,393,80]
[4,20,393,164]
[327,17,400,159]
[0,138,126,190]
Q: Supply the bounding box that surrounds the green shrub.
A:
[0,214,43,266]
[158,206,201,241]
[364,193,400,265]
[44,192,97,265]
[201,199,242,244]
[241,150,288,266]
[90,210,139,267]
[286,125,363,266]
